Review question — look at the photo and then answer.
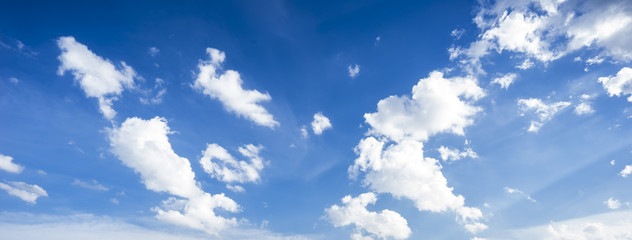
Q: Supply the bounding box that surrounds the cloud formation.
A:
[0,181,47,204]
[193,48,278,128]
[57,36,137,120]
[437,146,479,162]
[325,192,411,240]
[311,112,332,135]
[199,143,265,188]
[599,67,632,102]
[518,98,570,132]
[108,117,239,235]
[0,154,24,174]
[348,64,360,78]
[490,73,517,89]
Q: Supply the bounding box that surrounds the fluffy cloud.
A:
[108,117,239,234]
[311,112,332,135]
[518,98,571,132]
[0,154,24,174]
[364,71,484,142]
[620,164,632,178]
[599,67,632,102]
[348,64,360,78]
[325,192,411,240]
[57,36,137,120]
[437,146,478,162]
[491,73,517,89]
[71,179,109,191]
[148,47,160,57]
[604,197,621,210]
[199,143,265,186]
[451,0,632,74]
[349,138,486,233]
[0,181,47,204]
[573,102,594,115]
[193,48,278,128]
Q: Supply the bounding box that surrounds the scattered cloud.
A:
[8,77,19,84]
[504,187,536,203]
[108,117,239,235]
[364,71,484,142]
[199,143,265,185]
[491,73,517,89]
[348,64,360,78]
[0,39,38,57]
[300,125,309,138]
[311,112,332,135]
[599,67,632,102]
[450,0,632,74]
[518,98,571,132]
[57,36,137,120]
[437,146,478,162]
[0,154,24,174]
[574,102,594,115]
[140,78,167,105]
[515,59,534,70]
[611,160,616,166]
[451,29,465,40]
[71,179,109,191]
[604,197,621,209]
[193,48,278,128]
[325,192,411,240]
[148,47,160,57]
[619,164,632,178]
[0,181,47,204]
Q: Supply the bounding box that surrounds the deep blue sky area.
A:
[1,0,632,239]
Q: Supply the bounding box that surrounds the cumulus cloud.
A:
[57,36,137,120]
[348,64,360,78]
[450,0,632,74]
[0,154,24,174]
[300,125,309,138]
[199,143,265,185]
[491,73,517,89]
[504,187,536,203]
[311,112,332,135]
[193,48,278,128]
[0,181,47,204]
[620,164,632,178]
[518,98,571,132]
[437,146,478,162]
[574,102,594,115]
[325,192,411,240]
[108,117,239,235]
[599,67,632,102]
[71,179,109,191]
[604,197,621,210]
[364,71,484,142]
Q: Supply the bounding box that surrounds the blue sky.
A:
[1,0,632,239]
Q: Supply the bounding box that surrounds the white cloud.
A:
[226,184,245,193]
[619,164,632,178]
[8,77,18,84]
[491,73,517,89]
[193,48,278,128]
[604,197,621,209]
[574,102,594,115]
[364,71,484,142]
[108,117,239,235]
[516,59,534,70]
[611,160,616,166]
[57,36,137,120]
[451,0,632,74]
[300,125,309,138]
[451,29,465,39]
[504,187,536,203]
[140,78,167,105]
[437,146,478,162]
[505,210,632,239]
[348,64,360,78]
[518,98,570,132]
[325,192,411,240]
[0,181,47,204]
[349,138,486,233]
[199,143,265,184]
[71,179,109,191]
[0,154,24,174]
[311,112,332,135]
[148,47,160,57]
[599,67,632,102]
